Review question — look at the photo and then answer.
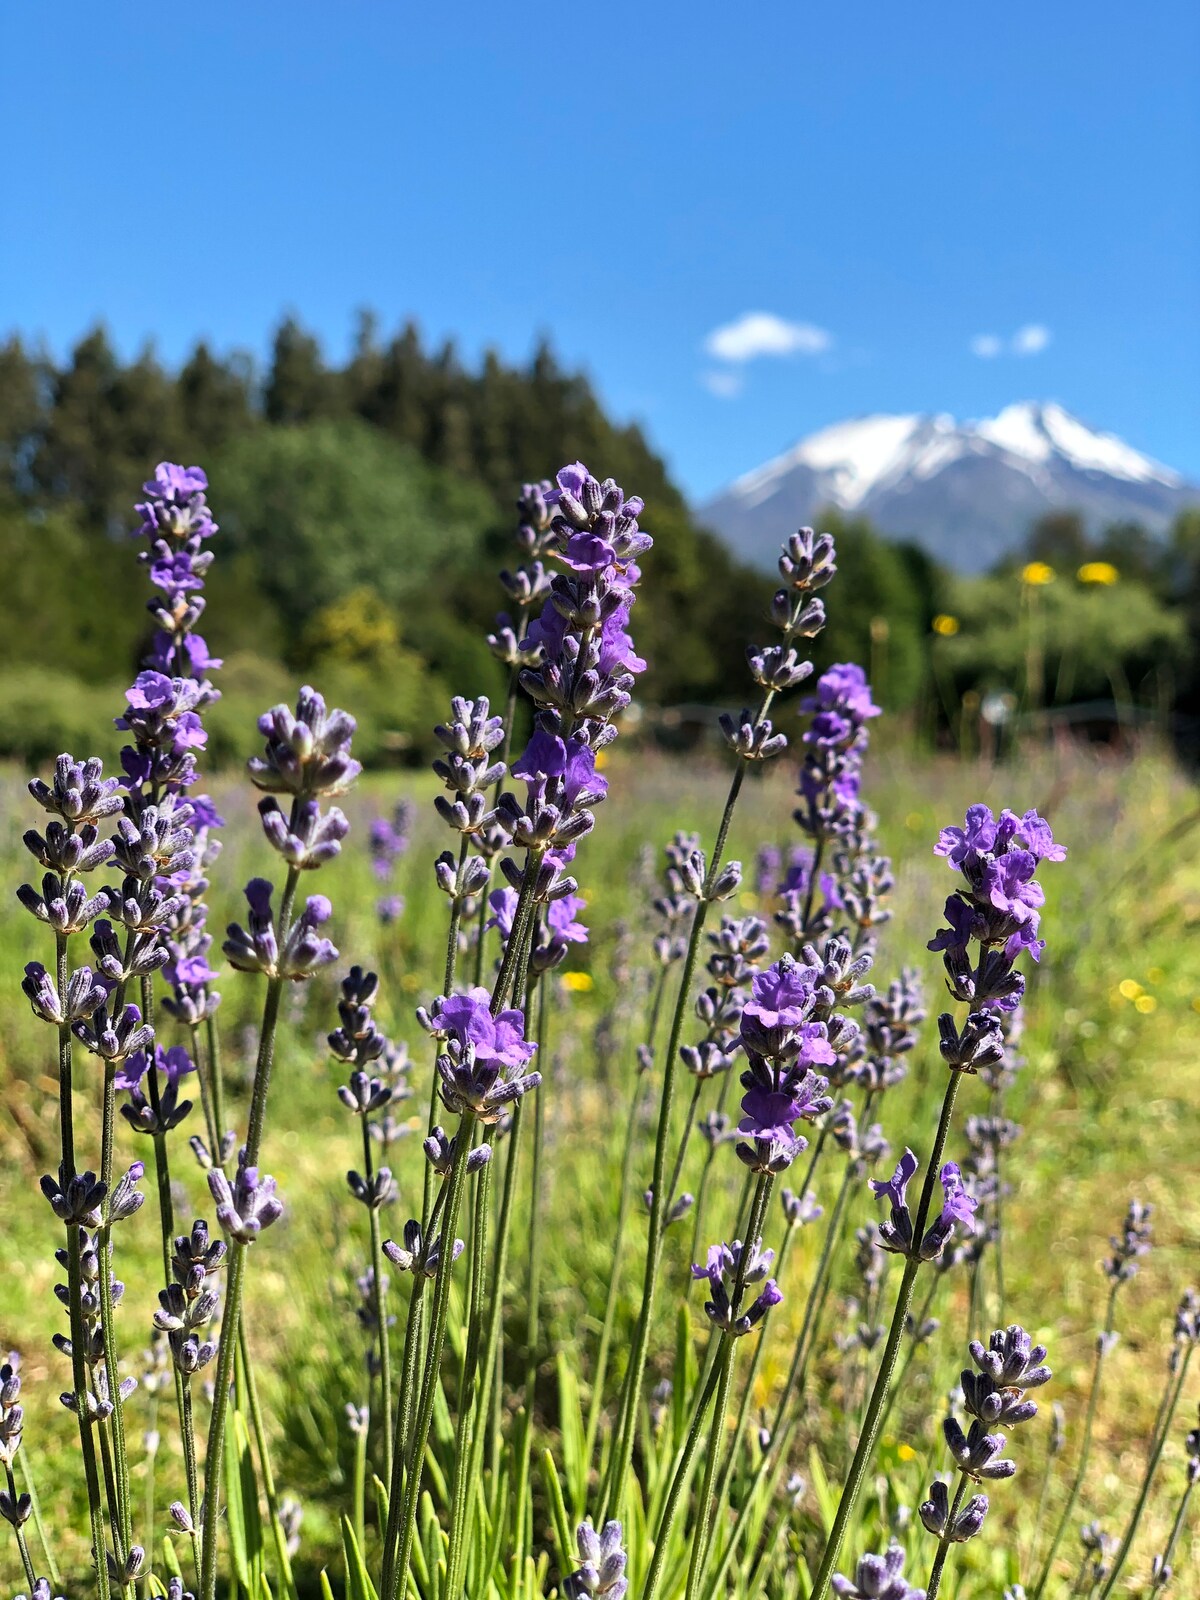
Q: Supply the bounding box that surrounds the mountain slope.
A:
[699,403,1196,573]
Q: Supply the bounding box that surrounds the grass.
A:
[1,733,1198,1596]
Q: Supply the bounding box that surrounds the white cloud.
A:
[701,369,745,399]
[704,311,832,364]
[1012,323,1051,356]
[970,334,1003,359]
[970,324,1052,358]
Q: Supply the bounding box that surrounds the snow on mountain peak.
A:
[974,401,1180,486]
[702,402,1195,576]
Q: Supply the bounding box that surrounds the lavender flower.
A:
[564,1517,629,1600]
[870,1151,978,1261]
[428,989,541,1122]
[249,687,361,798]
[691,1239,782,1336]
[831,1543,925,1599]
[207,1155,284,1245]
[734,956,835,1173]
[223,880,338,980]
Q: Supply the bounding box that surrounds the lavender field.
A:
[1,465,1198,1600]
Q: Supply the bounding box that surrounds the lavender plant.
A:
[5,453,1195,1600]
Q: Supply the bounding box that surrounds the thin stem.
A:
[707,1222,799,1536]
[422,836,471,1226]
[98,1059,133,1561]
[380,1119,475,1600]
[514,980,549,1569]
[205,1012,227,1159]
[600,900,710,1521]
[925,1471,970,1600]
[5,1463,37,1589]
[808,1070,964,1600]
[683,1341,737,1600]
[199,865,298,1600]
[584,1070,647,1478]
[1031,1281,1121,1599]
[1151,1456,1197,1592]
[18,1452,62,1589]
[179,1382,203,1588]
[236,1319,297,1599]
[352,1410,368,1563]
[361,1114,394,1475]
[443,1131,495,1600]
[199,1240,246,1600]
[641,1351,726,1600]
[56,932,112,1600]
[664,1077,703,1213]
[1097,1344,1194,1600]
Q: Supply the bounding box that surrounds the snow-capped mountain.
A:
[699,403,1196,573]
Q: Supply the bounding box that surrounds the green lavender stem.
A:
[18,1452,61,1589]
[97,1058,133,1563]
[380,1119,475,1600]
[422,835,471,1226]
[1031,1280,1120,1599]
[514,982,549,1569]
[1097,1343,1195,1600]
[640,1353,726,1600]
[56,932,112,1600]
[199,862,300,1600]
[808,1069,964,1600]
[4,1463,37,1590]
[442,1130,495,1600]
[360,1112,394,1475]
[584,1069,648,1480]
[1150,1451,1197,1593]
[236,1319,298,1600]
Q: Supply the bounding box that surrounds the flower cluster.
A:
[831,1543,925,1599]
[563,1517,629,1600]
[681,913,771,1081]
[722,527,837,765]
[486,480,558,672]
[153,1219,227,1375]
[332,968,405,1209]
[734,956,836,1173]
[134,464,220,678]
[795,663,881,842]
[420,987,540,1124]
[931,805,1066,1010]
[494,462,650,905]
[207,1153,284,1246]
[691,1239,782,1337]
[118,1042,196,1135]
[0,1355,29,1529]
[870,1149,978,1261]
[487,884,589,975]
[920,1325,1050,1545]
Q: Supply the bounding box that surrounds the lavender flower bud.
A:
[22,961,107,1025]
[249,687,361,798]
[829,1542,921,1600]
[258,798,350,869]
[29,754,124,824]
[919,1478,989,1542]
[207,1156,283,1245]
[564,1517,629,1600]
[719,710,788,762]
[705,860,743,902]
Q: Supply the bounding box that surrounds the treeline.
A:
[0,317,941,765]
[1,315,1197,767]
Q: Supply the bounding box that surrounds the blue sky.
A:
[3,1,1197,500]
